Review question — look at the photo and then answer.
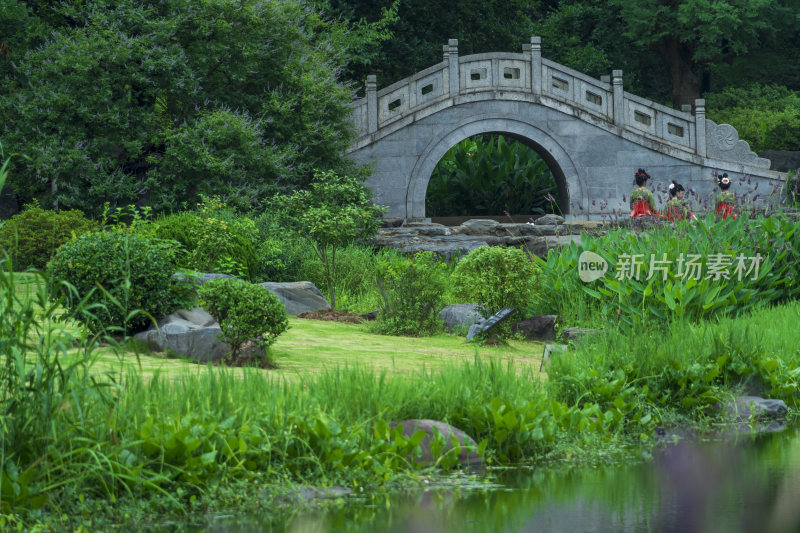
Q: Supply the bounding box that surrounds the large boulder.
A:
[133,307,264,362]
[497,223,559,236]
[405,222,452,236]
[511,315,558,341]
[535,214,565,225]
[455,219,500,235]
[439,304,483,334]
[374,231,488,261]
[724,396,788,420]
[258,281,330,315]
[390,419,485,469]
[524,235,582,257]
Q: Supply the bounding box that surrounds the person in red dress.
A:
[662,181,697,222]
[715,173,737,219]
[630,168,658,217]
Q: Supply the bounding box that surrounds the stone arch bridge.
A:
[347,38,786,221]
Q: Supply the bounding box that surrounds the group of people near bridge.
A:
[629,168,736,221]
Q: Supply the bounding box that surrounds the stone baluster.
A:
[444,39,459,97]
[527,36,542,95]
[366,75,377,134]
[612,70,624,127]
[695,99,706,158]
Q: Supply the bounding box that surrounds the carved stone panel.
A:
[705,119,771,168]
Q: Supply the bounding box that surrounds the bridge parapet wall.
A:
[350,37,770,171]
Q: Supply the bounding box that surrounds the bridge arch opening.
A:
[406,117,585,221]
[425,133,569,222]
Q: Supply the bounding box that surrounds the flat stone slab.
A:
[562,327,602,343]
[466,307,515,340]
[541,343,568,371]
[258,281,330,315]
[390,419,485,470]
[374,232,488,261]
[373,220,586,259]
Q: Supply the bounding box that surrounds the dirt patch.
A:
[297,309,368,324]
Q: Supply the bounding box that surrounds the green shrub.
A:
[705,85,800,152]
[139,210,258,280]
[372,251,447,336]
[251,211,317,282]
[451,247,540,334]
[0,206,98,270]
[47,231,189,334]
[198,278,288,364]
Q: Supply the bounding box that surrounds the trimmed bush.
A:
[451,247,540,336]
[0,206,98,270]
[47,231,188,334]
[198,278,288,364]
[372,251,448,336]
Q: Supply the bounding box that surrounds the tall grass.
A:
[0,261,120,511]
[548,300,800,414]
[536,211,800,328]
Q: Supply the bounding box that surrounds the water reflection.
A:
[194,427,800,533]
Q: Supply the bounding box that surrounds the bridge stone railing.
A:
[350,37,768,169]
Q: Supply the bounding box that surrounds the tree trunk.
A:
[656,36,701,110]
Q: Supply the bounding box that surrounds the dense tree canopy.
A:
[0,0,392,215]
[606,0,795,108]
[331,0,800,109]
[325,0,546,88]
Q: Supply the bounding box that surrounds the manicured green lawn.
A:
[88,317,547,382]
[270,318,546,377]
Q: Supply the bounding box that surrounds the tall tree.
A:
[607,0,794,108]
[326,0,545,87]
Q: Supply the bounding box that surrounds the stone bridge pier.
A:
[347,38,787,221]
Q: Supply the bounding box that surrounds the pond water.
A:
[183,426,800,533]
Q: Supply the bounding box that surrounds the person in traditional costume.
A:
[630,168,658,217]
[715,173,736,219]
[662,181,697,222]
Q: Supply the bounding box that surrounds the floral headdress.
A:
[716,173,730,186]
[634,168,650,184]
[668,180,684,196]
